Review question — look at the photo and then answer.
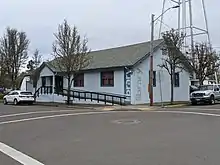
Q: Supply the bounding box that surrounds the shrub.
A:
[0,93,4,100]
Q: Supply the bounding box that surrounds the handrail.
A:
[56,87,127,105]
[61,87,127,98]
[34,86,53,97]
[35,86,127,105]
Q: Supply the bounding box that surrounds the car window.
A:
[12,92,19,95]
[214,85,220,91]
[199,85,214,91]
[20,92,32,95]
[8,92,13,95]
[9,92,15,95]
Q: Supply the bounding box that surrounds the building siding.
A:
[40,66,54,77]
[64,70,125,95]
[36,49,190,105]
[131,48,190,104]
[36,66,126,104]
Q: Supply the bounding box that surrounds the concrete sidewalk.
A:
[99,105,156,111]
[34,102,189,111]
[35,102,156,111]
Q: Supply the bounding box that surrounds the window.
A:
[49,76,53,86]
[74,73,84,87]
[101,71,114,87]
[214,85,219,91]
[174,72,180,87]
[42,77,46,87]
[11,92,18,95]
[20,92,33,95]
[199,85,213,91]
[149,71,156,87]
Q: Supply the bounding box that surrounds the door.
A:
[10,92,19,102]
[42,77,46,87]
[7,91,18,102]
[55,76,63,93]
[6,91,13,102]
[214,85,220,99]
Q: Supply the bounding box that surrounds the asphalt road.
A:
[1,104,220,165]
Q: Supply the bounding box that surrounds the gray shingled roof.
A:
[47,39,164,72]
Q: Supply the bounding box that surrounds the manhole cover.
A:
[111,119,141,125]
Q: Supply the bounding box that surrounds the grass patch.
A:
[0,93,4,103]
[0,93,4,100]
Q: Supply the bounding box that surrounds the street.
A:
[1,104,220,165]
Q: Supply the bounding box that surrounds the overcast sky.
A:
[0,0,219,60]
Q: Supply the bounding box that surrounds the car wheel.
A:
[209,95,215,105]
[13,99,18,105]
[3,98,8,105]
[191,101,197,105]
[28,102,33,105]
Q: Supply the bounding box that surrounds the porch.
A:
[40,75,63,94]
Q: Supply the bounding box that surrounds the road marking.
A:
[179,108,220,111]
[1,110,220,125]
[153,111,220,117]
[0,111,118,125]
[111,119,141,125]
[0,142,44,165]
[0,109,90,118]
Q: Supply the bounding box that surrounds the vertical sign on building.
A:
[124,69,131,103]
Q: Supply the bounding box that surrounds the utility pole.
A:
[150,5,179,106]
[178,0,181,34]
[149,14,154,106]
[188,0,195,73]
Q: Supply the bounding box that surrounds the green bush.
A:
[0,93,4,100]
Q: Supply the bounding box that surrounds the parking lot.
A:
[1,103,220,165]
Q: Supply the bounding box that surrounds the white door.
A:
[11,92,19,102]
[214,85,220,99]
[6,91,13,102]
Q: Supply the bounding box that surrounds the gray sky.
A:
[0,0,219,60]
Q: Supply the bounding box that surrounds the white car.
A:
[190,84,220,105]
[3,90,35,105]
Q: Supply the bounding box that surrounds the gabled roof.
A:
[43,39,193,74]
[46,39,164,72]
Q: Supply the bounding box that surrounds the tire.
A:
[3,98,8,105]
[13,99,18,105]
[209,95,215,105]
[28,102,33,105]
[191,101,197,105]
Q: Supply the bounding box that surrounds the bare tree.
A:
[26,49,42,89]
[158,29,185,104]
[32,49,42,69]
[27,49,42,71]
[0,54,10,88]
[0,54,6,86]
[52,19,90,104]
[191,43,220,85]
[0,27,30,89]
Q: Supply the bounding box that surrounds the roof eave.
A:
[132,41,165,68]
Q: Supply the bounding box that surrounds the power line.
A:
[155,19,172,30]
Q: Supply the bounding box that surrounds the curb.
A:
[34,102,105,110]
[137,107,155,111]
[33,103,156,111]
[101,106,155,111]
[163,104,189,108]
